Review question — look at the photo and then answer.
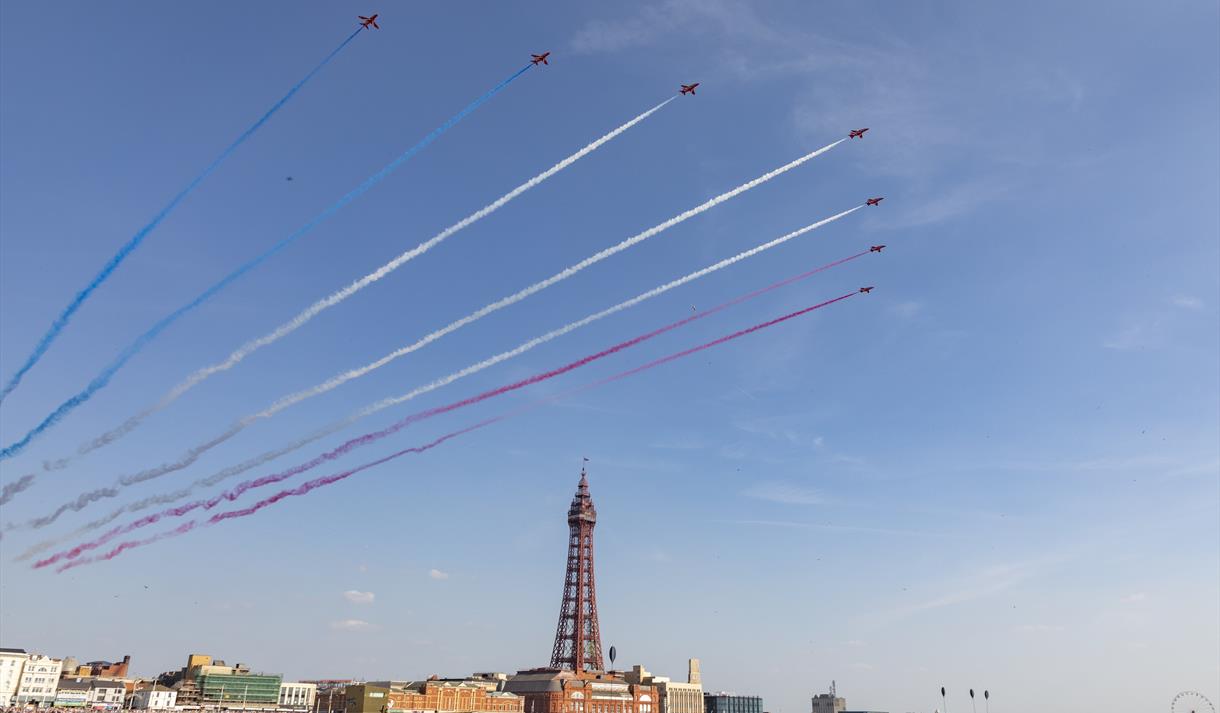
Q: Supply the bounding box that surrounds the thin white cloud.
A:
[1103,321,1153,351]
[343,590,375,605]
[863,555,1069,627]
[732,417,821,448]
[1016,623,1064,632]
[569,0,780,54]
[1105,299,1205,350]
[742,482,825,505]
[429,568,450,581]
[649,434,710,451]
[1120,592,1147,603]
[977,454,1191,473]
[729,519,945,538]
[890,301,924,319]
[880,180,1010,229]
[330,619,372,631]
[1165,458,1220,479]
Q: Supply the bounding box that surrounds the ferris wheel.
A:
[1172,691,1216,713]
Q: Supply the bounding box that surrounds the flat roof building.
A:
[197,670,283,709]
[621,662,702,713]
[704,693,763,713]
[280,682,318,711]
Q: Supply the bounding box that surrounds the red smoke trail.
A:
[54,289,862,573]
[55,520,199,573]
[37,252,870,570]
[577,292,857,392]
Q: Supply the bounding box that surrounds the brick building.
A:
[345,680,523,713]
[504,670,659,713]
[84,656,132,679]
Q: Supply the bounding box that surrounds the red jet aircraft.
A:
[358,14,380,29]
[870,245,885,253]
[859,286,874,294]
[866,197,884,206]
[680,83,700,95]
[531,52,550,65]
[849,128,869,139]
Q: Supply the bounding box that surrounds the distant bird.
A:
[286,176,294,181]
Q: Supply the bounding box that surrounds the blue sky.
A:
[1,1,1217,712]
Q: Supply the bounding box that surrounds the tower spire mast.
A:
[549,463,605,671]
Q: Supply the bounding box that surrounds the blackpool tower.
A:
[549,466,605,671]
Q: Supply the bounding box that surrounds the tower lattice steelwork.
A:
[549,467,605,671]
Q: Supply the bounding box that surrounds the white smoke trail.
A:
[14,422,347,561]
[249,138,846,419]
[10,137,844,533]
[41,98,676,472]
[15,203,860,560]
[351,205,863,419]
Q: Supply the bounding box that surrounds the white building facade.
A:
[0,648,30,706]
[15,654,62,707]
[278,682,317,711]
[89,680,127,709]
[133,688,179,710]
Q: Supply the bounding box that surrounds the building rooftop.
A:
[0,648,28,655]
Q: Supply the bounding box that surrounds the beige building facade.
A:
[280,683,318,711]
[622,660,702,713]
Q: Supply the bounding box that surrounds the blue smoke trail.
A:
[0,27,366,406]
[0,63,534,462]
